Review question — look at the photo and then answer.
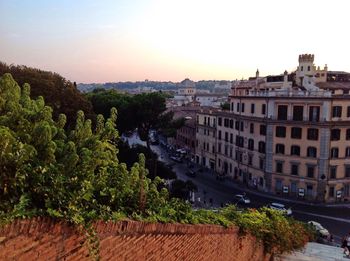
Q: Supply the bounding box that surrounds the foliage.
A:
[86,89,177,147]
[117,142,177,180]
[0,62,94,128]
[169,179,197,200]
[0,73,169,225]
[230,207,312,255]
[220,102,230,111]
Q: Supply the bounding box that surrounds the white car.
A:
[235,194,251,204]
[269,202,292,216]
[307,221,330,237]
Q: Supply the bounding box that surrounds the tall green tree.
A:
[0,62,94,128]
[0,73,169,223]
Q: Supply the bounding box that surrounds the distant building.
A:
[167,105,205,159]
[196,54,350,203]
[171,78,228,107]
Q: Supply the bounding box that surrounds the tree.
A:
[132,92,172,149]
[86,89,136,134]
[220,102,230,111]
[0,62,95,128]
[0,73,170,223]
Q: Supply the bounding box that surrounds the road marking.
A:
[294,210,350,224]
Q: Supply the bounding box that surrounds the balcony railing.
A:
[248,89,332,97]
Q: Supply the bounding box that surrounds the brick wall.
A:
[0,218,271,261]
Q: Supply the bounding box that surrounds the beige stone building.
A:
[195,54,350,202]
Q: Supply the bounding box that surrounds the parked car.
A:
[234,194,251,204]
[307,221,330,237]
[268,202,292,216]
[170,155,182,163]
[185,169,196,177]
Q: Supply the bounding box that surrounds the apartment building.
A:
[195,54,350,202]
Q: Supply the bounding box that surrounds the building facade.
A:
[195,54,350,202]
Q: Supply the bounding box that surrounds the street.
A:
[126,134,350,244]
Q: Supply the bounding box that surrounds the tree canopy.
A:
[0,73,169,224]
[0,62,94,128]
[87,90,180,148]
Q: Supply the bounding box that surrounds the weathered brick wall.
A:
[0,218,271,261]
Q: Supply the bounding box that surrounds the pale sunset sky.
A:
[1,0,350,83]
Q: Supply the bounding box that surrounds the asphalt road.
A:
[126,134,350,243]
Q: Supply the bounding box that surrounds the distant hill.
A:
[78,80,235,93]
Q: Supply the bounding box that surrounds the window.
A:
[248,139,254,150]
[259,158,264,170]
[330,148,339,158]
[291,127,302,139]
[260,125,266,136]
[331,129,341,141]
[258,141,265,154]
[307,128,319,140]
[332,106,342,118]
[309,106,320,122]
[301,66,303,71]
[345,166,350,178]
[307,65,310,71]
[224,118,229,127]
[329,187,335,197]
[275,144,285,154]
[347,106,350,117]
[236,103,240,112]
[248,155,253,165]
[229,119,234,129]
[218,143,222,153]
[307,147,317,157]
[276,126,286,138]
[293,106,304,121]
[291,164,299,175]
[262,104,266,115]
[330,166,337,179]
[346,129,350,140]
[251,104,255,113]
[204,117,207,125]
[276,162,283,173]
[236,135,244,147]
[225,132,228,142]
[208,117,210,126]
[241,103,245,113]
[218,117,222,126]
[275,180,282,191]
[235,121,239,130]
[218,130,221,140]
[277,105,288,120]
[307,166,314,178]
[250,123,254,134]
[291,145,300,156]
[346,147,350,158]
[230,133,233,144]
[240,121,244,131]
[212,146,215,153]
[231,102,234,111]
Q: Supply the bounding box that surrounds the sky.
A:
[1,0,350,83]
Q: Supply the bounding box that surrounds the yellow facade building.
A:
[195,54,350,202]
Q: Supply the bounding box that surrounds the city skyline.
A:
[1,0,350,83]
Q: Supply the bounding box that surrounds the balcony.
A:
[248,89,332,98]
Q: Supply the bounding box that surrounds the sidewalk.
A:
[280,242,349,261]
[196,163,350,208]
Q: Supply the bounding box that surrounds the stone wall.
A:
[0,218,271,261]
